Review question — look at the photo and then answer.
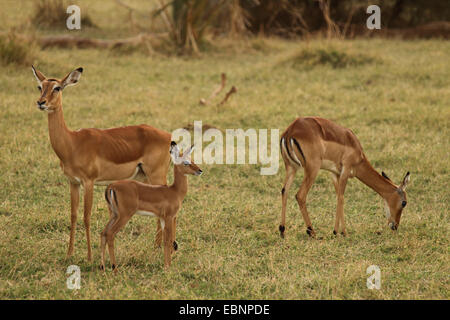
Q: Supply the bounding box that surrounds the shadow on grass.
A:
[0,209,12,216]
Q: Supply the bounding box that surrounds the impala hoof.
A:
[306,226,315,237]
[279,225,285,238]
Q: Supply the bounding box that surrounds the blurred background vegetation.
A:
[0,0,448,299]
[0,0,449,62]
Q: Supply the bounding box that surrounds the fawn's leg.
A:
[144,167,168,249]
[172,217,178,252]
[100,204,117,271]
[163,218,174,268]
[105,212,133,273]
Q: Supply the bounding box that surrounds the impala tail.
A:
[280,131,306,168]
[105,186,119,218]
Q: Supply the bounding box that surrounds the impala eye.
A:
[401,201,407,207]
[54,87,61,92]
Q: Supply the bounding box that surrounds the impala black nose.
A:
[37,101,46,109]
[388,222,398,231]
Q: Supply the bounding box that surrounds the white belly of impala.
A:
[321,160,340,174]
[135,211,165,230]
[94,165,142,186]
[135,210,157,217]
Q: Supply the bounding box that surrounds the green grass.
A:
[0,2,449,300]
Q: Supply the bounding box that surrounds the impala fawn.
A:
[101,142,202,272]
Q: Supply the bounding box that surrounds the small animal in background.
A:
[101,142,202,272]
[279,117,410,238]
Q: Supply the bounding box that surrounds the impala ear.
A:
[400,171,410,190]
[61,67,83,89]
[31,65,46,84]
[381,171,391,181]
[170,141,181,164]
[183,144,195,159]
[170,141,179,155]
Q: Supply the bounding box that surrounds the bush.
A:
[286,46,380,69]
[0,34,35,66]
[31,0,96,29]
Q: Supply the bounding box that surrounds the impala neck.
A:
[172,165,188,198]
[47,104,73,161]
[356,157,397,199]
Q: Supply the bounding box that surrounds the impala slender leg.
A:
[330,173,340,235]
[172,217,178,252]
[141,175,162,249]
[280,164,297,238]
[100,206,116,271]
[106,213,133,273]
[154,220,162,248]
[295,165,320,237]
[67,182,80,258]
[100,233,106,271]
[147,169,168,249]
[336,170,349,236]
[163,218,173,268]
[83,181,94,262]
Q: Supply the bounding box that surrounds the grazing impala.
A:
[101,142,202,272]
[32,66,172,261]
[279,117,410,238]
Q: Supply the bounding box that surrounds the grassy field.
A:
[0,1,449,300]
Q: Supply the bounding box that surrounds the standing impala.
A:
[101,142,202,272]
[279,117,410,238]
[32,66,172,261]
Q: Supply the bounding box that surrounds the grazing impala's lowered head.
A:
[31,66,83,113]
[382,171,410,230]
[170,142,203,176]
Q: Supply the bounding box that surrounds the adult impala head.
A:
[31,66,83,113]
[170,142,203,176]
[382,171,410,231]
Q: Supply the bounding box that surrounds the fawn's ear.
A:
[170,141,181,163]
[61,67,83,89]
[400,171,410,190]
[183,144,195,160]
[31,65,46,85]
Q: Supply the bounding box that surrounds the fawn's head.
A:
[32,66,83,113]
[170,142,203,176]
[382,171,410,231]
